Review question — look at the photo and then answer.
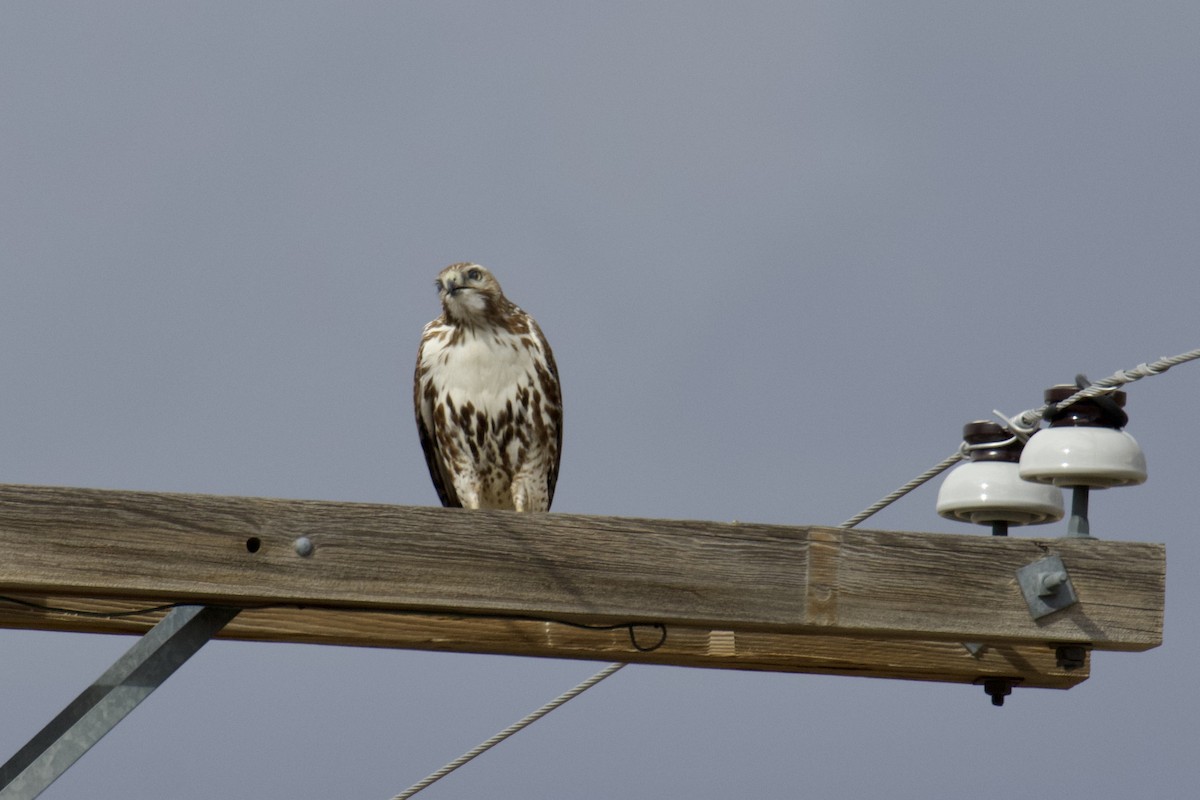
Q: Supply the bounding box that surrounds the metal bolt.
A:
[1036,570,1069,596]
[293,536,314,557]
[1016,555,1078,619]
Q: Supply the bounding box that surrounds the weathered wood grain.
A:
[0,595,1087,689]
[0,483,1165,651]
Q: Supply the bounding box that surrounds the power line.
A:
[390,663,626,800]
[839,451,965,530]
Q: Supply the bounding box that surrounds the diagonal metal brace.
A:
[0,604,239,800]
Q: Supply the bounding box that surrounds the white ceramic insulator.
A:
[936,460,1065,525]
[1018,427,1147,488]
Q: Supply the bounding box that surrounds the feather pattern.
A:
[414,263,562,511]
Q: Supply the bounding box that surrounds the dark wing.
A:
[530,316,563,509]
[414,337,461,508]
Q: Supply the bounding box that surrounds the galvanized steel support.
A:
[0,605,239,800]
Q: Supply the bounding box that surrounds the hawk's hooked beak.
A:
[444,277,461,296]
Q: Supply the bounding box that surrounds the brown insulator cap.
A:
[962,420,1022,462]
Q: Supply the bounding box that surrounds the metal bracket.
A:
[0,604,239,800]
[1016,555,1078,620]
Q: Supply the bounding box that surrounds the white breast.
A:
[423,328,536,413]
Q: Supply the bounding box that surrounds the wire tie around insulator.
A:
[991,409,1037,441]
[1135,360,1169,376]
[961,434,1021,453]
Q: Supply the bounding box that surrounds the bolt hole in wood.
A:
[245,537,262,554]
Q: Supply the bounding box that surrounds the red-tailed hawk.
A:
[414,263,562,511]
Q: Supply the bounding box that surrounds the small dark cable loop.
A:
[628,623,668,652]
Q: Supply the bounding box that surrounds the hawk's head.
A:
[435,263,509,323]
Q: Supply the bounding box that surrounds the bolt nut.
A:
[1055,645,1087,670]
[982,678,1014,707]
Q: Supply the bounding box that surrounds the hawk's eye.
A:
[467,268,482,282]
[434,280,444,293]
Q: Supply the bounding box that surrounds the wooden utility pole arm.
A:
[0,483,1165,688]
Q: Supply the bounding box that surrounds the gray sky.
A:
[2,2,1198,798]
